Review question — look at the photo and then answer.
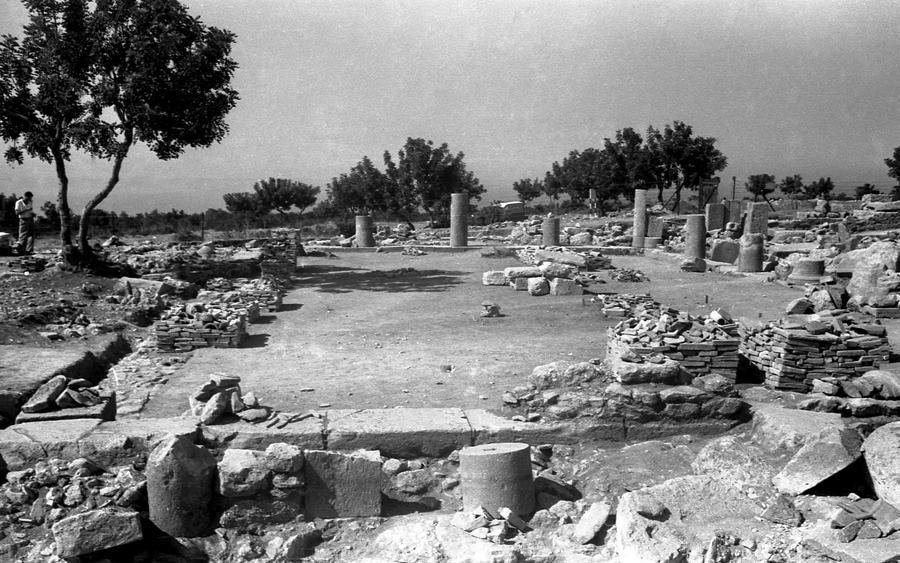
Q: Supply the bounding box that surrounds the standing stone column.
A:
[684,214,707,260]
[745,202,770,235]
[706,203,727,231]
[355,215,375,248]
[450,193,468,247]
[738,233,765,272]
[459,443,535,518]
[632,189,648,249]
[542,216,560,246]
[147,435,217,538]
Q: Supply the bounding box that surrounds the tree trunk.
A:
[50,142,72,247]
[78,129,132,261]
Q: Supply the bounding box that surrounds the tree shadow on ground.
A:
[279,303,303,312]
[241,334,270,348]
[296,265,468,294]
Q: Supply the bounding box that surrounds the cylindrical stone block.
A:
[738,233,765,273]
[147,435,217,537]
[459,443,535,518]
[684,214,707,260]
[632,189,648,248]
[644,237,661,249]
[450,193,468,247]
[788,258,826,283]
[355,215,375,248]
[542,217,560,246]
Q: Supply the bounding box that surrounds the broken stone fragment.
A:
[237,407,270,422]
[200,391,229,425]
[304,449,383,518]
[527,277,550,296]
[772,426,863,496]
[147,435,217,538]
[264,443,304,473]
[482,271,509,286]
[52,508,143,558]
[21,374,68,413]
[571,501,611,544]
[218,449,272,497]
[498,506,528,532]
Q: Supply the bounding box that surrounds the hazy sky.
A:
[1,0,899,213]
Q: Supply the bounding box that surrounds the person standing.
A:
[15,191,35,256]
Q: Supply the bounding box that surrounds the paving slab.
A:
[202,417,324,451]
[464,409,611,445]
[0,418,101,471]
[90,417,201,452]
[748,402,846,452]
[326,408,471,458]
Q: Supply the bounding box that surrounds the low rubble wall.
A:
[739,320,890,392]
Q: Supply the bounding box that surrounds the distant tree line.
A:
[512,121,728,212]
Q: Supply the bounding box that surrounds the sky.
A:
[1,0,899,213]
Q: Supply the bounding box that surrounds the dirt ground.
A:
[141,249,804,417]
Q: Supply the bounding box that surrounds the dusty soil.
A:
[141,249,804,416]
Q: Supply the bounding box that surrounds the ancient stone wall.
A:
[739,321,890,392]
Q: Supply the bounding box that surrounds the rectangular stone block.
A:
[304,449,382,518]
[647,216,665,238]
[745,202,770,235]
[706,203,727,231]
[326,408,472,458]
[550,278,583,296]
[512,277,529,291]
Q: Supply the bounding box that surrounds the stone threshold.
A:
[0,408,737,471]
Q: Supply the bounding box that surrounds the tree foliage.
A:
[777,174,804,198]
[322,138,485,227]
[0,0,238,261]
[855,183,880,199]
[644,121,727,208]
[225,178,319,218]
[885,146,900,183]
[745,174,776,200]
[512,178,543,204]
[804,177,835,200]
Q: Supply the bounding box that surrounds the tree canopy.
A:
[804,177,835,200]
[745,174,776,200]
[777,174,804,198]
[0,0,238,261]
[225,178,320,218]
[512,178,543,204]
[322,138,485,227]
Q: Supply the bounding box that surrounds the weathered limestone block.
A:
[482,271,509,286]
[571,501,611,544]
[21,375,68,413]
[533,249,586,267]
[265,442,304,473]
[608,356,683,384]
[772,427,863,495]
[691,435,777,489]
[52,508,142,558]
[304,450,382,518]
[749,404,844,452]
[503,266,542,279]
[528,361,570,390]
[147,434,217,538]
[829,241,900,274]
[859,370,900,399]
[550,278,582,296]
[863,422,900,507]
[218,449,272,497]
[527,278,550,296]
[511,277,529,291]
[539,262,578,279]
[569,232,593,246]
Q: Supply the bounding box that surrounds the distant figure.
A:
[14,191,35,256]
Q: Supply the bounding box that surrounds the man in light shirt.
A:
[14,191,35,256]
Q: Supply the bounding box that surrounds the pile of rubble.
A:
[200,276,283,316]
[16,374,113,423]
[0,457,147,560]
[607,268,648,282]
[514,247,612,270]
[603,295,740,380]
[826,496,900,542]
[153,301,248,352]
[187,374,315,428]
[5,256,47,273]
[740,316,891,392]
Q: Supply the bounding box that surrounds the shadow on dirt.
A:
[241,334,270,348]
[298,265,468,294]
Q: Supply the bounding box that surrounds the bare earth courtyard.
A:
[141,249,804,417]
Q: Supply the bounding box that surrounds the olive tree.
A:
[0,0,238,262]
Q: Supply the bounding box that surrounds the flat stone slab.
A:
[326,408,472,458]
[0,418,101,471]
[464,409,605,445]
[202,417,324,451]
[749,403,845,452]
[15,394,115,424]
[91,417,201,452]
